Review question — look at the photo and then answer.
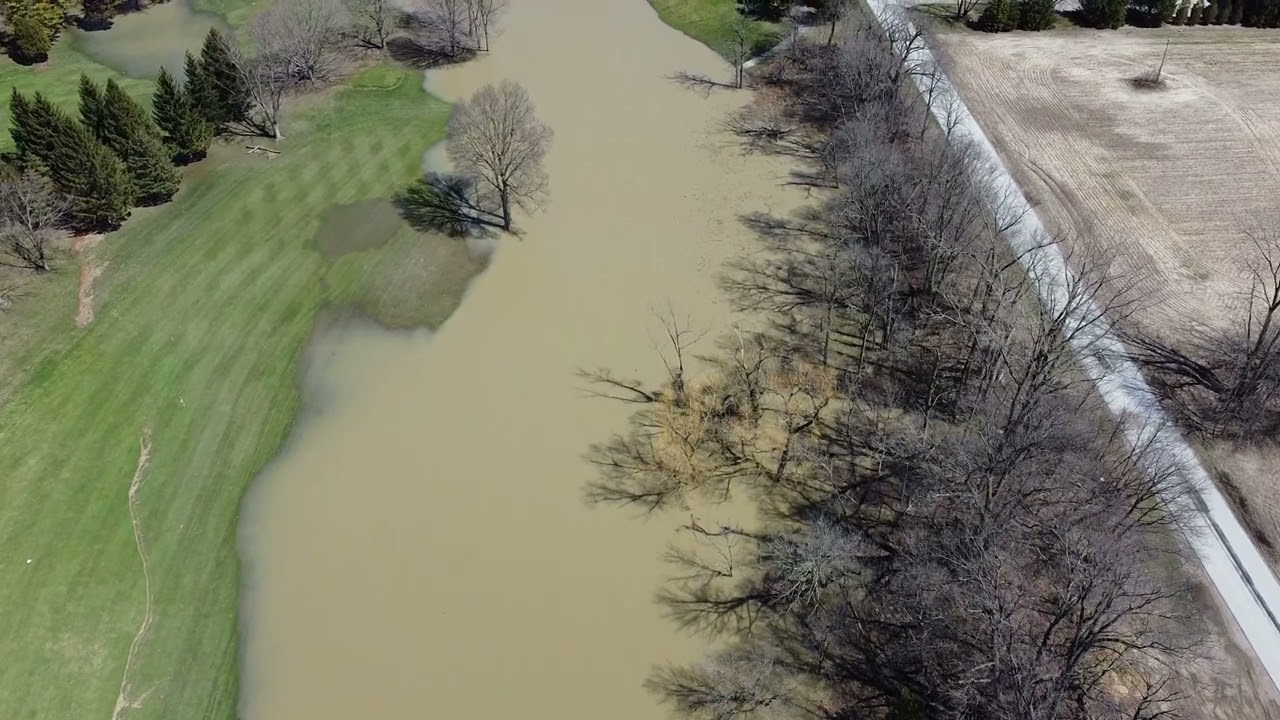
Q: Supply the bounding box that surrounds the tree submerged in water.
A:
[398,80,551,235]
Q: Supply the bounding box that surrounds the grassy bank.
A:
[0,43,154,155]
[647,0,784,57]
[0,39,480,720]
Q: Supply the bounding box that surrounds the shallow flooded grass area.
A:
[237,0,806,719]
[70,0,230,80]
[0,49,478,720]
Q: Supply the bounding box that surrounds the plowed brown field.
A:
[935,25,1280,710]
[937,26,1280,333]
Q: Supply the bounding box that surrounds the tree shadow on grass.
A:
[386,37,476,69]
[393,172,504,238]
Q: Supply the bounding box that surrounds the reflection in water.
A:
[70,0,227,81]
[238,1,803,719]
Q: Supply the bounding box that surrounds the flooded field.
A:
[70,0,227,80]
[238,1,802,719]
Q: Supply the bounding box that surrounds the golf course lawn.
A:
[647,0,784,58]
[0,38,480,720]
[0,44,154,155]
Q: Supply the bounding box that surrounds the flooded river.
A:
[238,2,801,719]
[70,0,228,81]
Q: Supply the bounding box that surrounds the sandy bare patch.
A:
[1199,439,1280,569]
[73,234,106,329]
[112,429,157,720]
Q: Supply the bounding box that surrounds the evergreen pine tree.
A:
[1189,0,1204,20]
[1135,0,1178,23]
[183,51,216,123]
[70,128,135,227]
[79,0,118,28]
[1080,0,1127,26]
[78,73,107,137]
[1016,0,1058,29]
[154,67,213,163]
[15,92,133,227]
[9,88,62,163]
[2,0,71,36]
[196,29,249,126]
[1215,0,1232,20]
[8,14,50,63]
[978,0,1018,30]
[87,78,180,204]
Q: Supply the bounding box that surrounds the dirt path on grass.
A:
[111,429,155,720]
[236,2,804,720]
[72,234,105,329]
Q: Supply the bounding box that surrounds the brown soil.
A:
[112,429,156,720]
[936,26,1280,579]
[1178,560,1280,720]
[935,24,1280,708]
[72,234,105,329]
[936,26,1280,334]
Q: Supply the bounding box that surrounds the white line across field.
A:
[860,0,1280,689]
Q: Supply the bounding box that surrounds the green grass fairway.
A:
[0,60,478,720]
[0,44,154,154]
[647,0,784,58]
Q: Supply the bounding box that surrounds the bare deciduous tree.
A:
[954,0,983,19]
[249,0,347,87]
[728,12,754,89]
[402,0,473,57]
[344,0,393,49]
[230,0,345,140]
[0,170,68,273]
[1127,228,1280,437]
[465,0,505,51]
[582,19,1199,720]
[447,81,552,232]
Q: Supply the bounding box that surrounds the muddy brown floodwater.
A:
[238,1,803,719]
[70,0,228,80]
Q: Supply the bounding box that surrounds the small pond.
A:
[69,0,229,82]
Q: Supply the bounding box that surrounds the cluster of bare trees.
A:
[199,0,506,141]
[0,169,67,275]
[1124,231,1280,439]
[392,0,506,65]
[585,15,1201,720]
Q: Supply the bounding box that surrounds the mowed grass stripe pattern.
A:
[0,70,451,720]
[0,46,153,154]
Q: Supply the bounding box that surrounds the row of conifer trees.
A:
[6,29,250,229]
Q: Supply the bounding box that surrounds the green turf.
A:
[646,0,785,58]
[0,55,479,720]
[0,43,155,155]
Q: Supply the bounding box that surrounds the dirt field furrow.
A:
[937,27,1280,334]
